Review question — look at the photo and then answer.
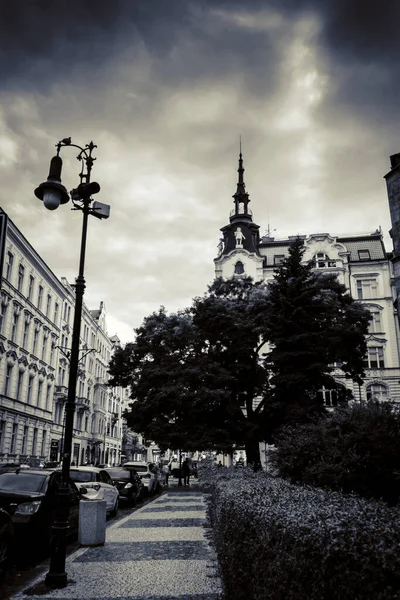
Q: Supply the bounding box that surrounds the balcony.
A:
[76,396,90,410]
[54,385,68,400]
[94,377,108,388]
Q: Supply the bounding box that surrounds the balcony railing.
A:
[54,385,68,399]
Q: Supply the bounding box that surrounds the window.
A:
[58,365,66,386]
[16,371,24,399]
[28,275,34,301]
[27,375,34,403]
[366,383,388,402]
[11,312,19,342]
[356,279,378,300]
[49,342,55,366]
[37,380,43,406]
[234,261,244,275]
[22,320,30,348]
[41,430,47,456]
[17,264,25,292]
[274,255,285,266]
[314,253,336,268]
[33,329,39,355]
[5,252,14,281]
[46,295,51,317]
[22,426,29,455]
[54,302,59,325]
[0,420,5,451]
[0,303,6,334]
[358,249,371,261]
[4,364,13,396]
[368,311,382,334]
[46,385,52,411]
[318,386,338,407]
[10,423,18,453]
[37,285,43,310]
[364,347,385,369]
[42,335,48,361]
[63,303,68,321]
[32,428,38,455]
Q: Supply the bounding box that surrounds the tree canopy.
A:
[109,240,370,466]
[262,238,370,439]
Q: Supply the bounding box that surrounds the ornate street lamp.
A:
[35,138,110,588]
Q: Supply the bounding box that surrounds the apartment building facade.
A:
[0,209,126,466]
[214,152,400,406]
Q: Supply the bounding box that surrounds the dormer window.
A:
[274,255,285,266]
[314,253,336,268]
[358,249,371,261]
[234,261,244,275]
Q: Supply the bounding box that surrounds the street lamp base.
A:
[45,571,68,588]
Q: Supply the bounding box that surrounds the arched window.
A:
[366,383,388,402]
[234,261,244,275]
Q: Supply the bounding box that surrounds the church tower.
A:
[214,146,264,280]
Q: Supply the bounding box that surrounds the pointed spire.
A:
[237,135,244,189]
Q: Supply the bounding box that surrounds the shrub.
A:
[199,467,400,600]
[271,400,400,505]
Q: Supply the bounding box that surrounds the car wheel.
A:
[110,497,119,517]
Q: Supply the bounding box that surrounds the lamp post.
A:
[35,138,110,588]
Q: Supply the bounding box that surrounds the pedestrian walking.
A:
[182,457,191,486]
[162,463,170,486]
[148,462,160,495]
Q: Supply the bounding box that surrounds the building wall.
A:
[0,209,126,466]
[215,226,400,406]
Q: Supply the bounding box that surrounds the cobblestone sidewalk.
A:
[11,488,222,600]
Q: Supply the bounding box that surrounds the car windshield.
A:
[69,471,95,483]
[107,469,131,480]
[0,472,48,493]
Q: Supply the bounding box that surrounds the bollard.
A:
[78,499,107,546]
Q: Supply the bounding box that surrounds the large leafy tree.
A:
[109,308,238,453]
[263,238,370,440]
[109,278,271,467]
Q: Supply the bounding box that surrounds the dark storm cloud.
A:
[1,0,399,341]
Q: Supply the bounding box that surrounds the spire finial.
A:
[238,136,244,185]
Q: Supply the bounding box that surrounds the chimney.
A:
[390,153,400,169]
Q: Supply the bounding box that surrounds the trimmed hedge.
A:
[199,463,400,600]
[271,401,400,505]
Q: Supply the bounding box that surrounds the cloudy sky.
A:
[1,0,399,343]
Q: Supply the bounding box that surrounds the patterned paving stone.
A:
[120,518,205,528]
[107,526,205,542]
[75,540,210,562]
[141,505,204,512]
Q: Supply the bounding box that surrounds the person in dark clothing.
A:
[182,458,191,485]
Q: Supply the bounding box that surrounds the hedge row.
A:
[198,463,400,600]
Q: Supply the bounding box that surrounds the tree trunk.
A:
[245,439,262,471]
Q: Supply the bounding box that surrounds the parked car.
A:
[123,462,162,496]
[0,463,30,475]
[0,508,13,573]
[105,467,144,507]
[0,469,82,557]
[66,467,119,516]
